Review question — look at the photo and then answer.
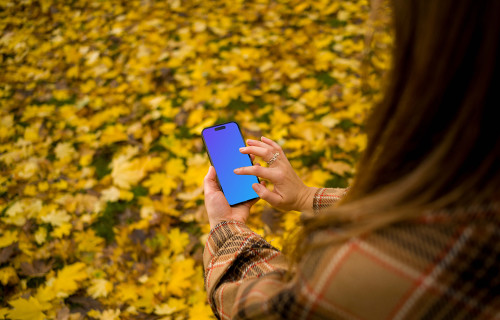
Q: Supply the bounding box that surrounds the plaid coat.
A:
[203,188,500,319]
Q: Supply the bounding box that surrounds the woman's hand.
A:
[234,136,318,212]
[204,165,265,229]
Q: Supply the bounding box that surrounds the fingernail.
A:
[233,168,240,173]
[239,147,245,151]
[252,183,261,191]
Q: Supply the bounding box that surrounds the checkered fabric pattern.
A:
[203,188,500,319]
[313,187,349,215]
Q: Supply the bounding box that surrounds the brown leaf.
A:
[56,306,70,320]
[194,205,208,223]
[129,229,147,244]
[175,110,188,126]
[324,161,352,176]
[184,234,198,255]
[261,207,281,232]
[19,259,53,277]
[192,246,203,265]
[0,244,19,264]
[66,295,102,314]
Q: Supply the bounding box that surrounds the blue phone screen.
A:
[202,122,259,206]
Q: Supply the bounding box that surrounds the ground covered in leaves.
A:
[0,0,391,319]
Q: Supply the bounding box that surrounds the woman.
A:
[203,0,500,318]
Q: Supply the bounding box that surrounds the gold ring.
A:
[266,152,279,165]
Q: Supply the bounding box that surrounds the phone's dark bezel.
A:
[201,121,260,207]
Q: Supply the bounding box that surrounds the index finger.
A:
[233,165,278,181]
[261,136,282,150]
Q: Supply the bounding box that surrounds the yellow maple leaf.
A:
[0,266,18,285]
[142,156,163,172]
[37,181,49,192]
[87,310,102,318]
[54,142,75,163]
[0,115,14,140]
[52,222,72,238]
[192,86,213,103]
[309,169,333,186]
[165,158,186,178]
[282,211,301,232]
[16,160,38,180]
[152,195,181,217]
[111,158,146,189]
[0,230,18,248]
[183,164,207,188]
[191,117,217,135]
[189,301,214,320]
[114,283,141,302]
[7,297,47,320]
[44,262,88,299]
[159,122,176,135]
[159,136,193,158]
[88,309,121,320]
[23,184,37,196]
[100,186,121,202]
[167,228,189,255]
[320,114,340,129]
[99,309,121,320]
[143,173,177,195]
[24,123,40,142]
[346,133,368,152]
[80,79,96,93]
[166,258,195,296]
[75,229,104,253]
[270,109,292,127]
[299,89,327,108]
[79,153,93,167]
[34,227,47,245]
[132,289,155,313]
[154,297,187,316]
[0,307,9,319]
[287,83,302,98]
[100,124,128,145]
[40,209,71,227]
[87,278,113,298]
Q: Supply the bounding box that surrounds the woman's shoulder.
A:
[360,202,500,277]
[297,204,499,319]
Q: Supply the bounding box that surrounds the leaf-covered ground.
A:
[0,0,391,319]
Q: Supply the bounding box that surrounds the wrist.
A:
[298,186,319,213]
[209,218,245,230]
[209,218,226,230]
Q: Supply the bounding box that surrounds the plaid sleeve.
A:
[203,211,500,319]
[312,187,348,215]
[203,220,288,319]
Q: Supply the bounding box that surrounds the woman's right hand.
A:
[234,136,319,212]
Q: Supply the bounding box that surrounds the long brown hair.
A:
[291,0,500,260]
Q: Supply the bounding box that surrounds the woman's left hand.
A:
[204,162,265,229]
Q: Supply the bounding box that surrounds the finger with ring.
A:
[266,152,280,166]
[247,139,274,150]
[261,136,282,150]
[240,146,271,159]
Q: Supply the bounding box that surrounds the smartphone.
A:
[202,121,259,206]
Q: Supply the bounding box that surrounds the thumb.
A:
[252,182,281,206]
[204,166,220,193]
